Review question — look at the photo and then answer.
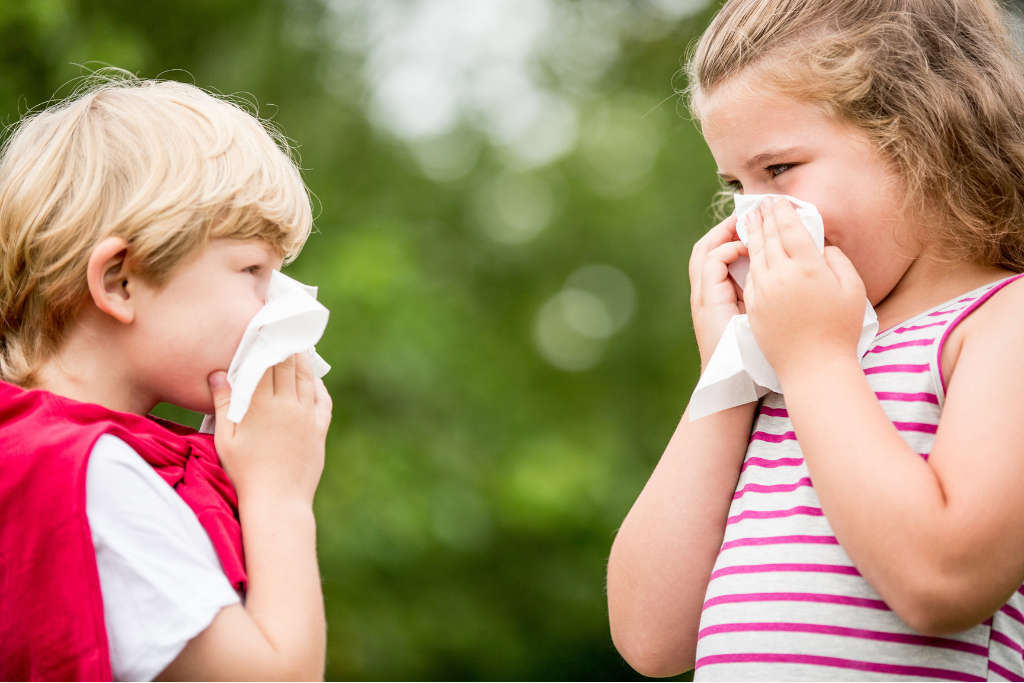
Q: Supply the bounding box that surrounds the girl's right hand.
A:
[689,214,747,368]
[208,352,333,506]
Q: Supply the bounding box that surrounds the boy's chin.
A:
[158,390,216,417]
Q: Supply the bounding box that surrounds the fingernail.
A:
[209,372,226,388]
[772,196,786,205]
[761,197,772,209]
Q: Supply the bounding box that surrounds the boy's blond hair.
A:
[686,0,1024,273]
[0,75,313,386]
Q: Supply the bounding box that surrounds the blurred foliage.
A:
[0,0,722,679]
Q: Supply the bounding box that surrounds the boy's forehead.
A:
[204,237,283,262]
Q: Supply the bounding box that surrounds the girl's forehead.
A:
[701,87,853,163]
[703,85,819,136]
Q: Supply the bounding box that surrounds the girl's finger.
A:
[706,240,749,269]
[702,241,748,302]
[823,246,866,298]
[760,198,791,265]
[745,208,770,273]
[295,351,315,406]
[273,354,297,399]
[699,215,740,253]
[772,199,819,260]
[690,215,739,283]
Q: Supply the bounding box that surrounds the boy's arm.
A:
[157,354,331,681]
[155,503,323,681]
[607,401,754,678]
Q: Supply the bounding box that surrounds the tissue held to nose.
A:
[727,194,826,290]
[689,194,878,421]
[221,270,330,424]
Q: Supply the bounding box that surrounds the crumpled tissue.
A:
[688,194,878,421]
[200,269,330,432]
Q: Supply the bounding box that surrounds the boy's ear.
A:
[86,237,135,324]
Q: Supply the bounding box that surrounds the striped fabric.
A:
[695,274,1024,682]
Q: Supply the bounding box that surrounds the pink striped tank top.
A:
[695,274,1024,682]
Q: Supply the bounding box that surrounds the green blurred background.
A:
[0,0,722,678]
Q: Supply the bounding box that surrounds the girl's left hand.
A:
[744,196,866,385]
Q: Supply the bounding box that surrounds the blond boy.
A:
[0,78,331,680]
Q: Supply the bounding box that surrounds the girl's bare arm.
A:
[608,402,754,677]
[157,353,332,681]
[608,215,755,677]
[746,199,1024,636]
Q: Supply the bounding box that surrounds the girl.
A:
[607,0,1024,680]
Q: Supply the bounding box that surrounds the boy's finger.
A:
[273,354,297,398]
[745,209,769,273]
[252,364,274,406]
[772,199,819,260]
[760,199,790,264]
[208,371,234,435]
[296,352,315,406]
[313,378,333,434]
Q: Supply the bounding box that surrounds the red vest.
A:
[0,380,246,681]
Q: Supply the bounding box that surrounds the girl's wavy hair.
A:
[0,71,313,386]
[686,0,1024,272]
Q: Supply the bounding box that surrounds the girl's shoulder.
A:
[940,272,1024,389]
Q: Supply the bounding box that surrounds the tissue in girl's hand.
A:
[222,269,330,424]
[727,194,825,289]
[689,194,878,421]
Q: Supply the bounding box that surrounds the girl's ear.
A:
[86,236,135,324]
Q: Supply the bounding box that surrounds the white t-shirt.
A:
[86,434,241,682]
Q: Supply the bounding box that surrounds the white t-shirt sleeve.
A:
[86,434,241,682]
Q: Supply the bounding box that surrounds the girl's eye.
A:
[725,178,742,191]
[767,163,793,178]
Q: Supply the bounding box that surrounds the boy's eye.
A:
[244,265,261,274]
[766,163,793,178]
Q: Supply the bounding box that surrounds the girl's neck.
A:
[873,256,1013,332]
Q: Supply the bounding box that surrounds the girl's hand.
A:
[208,352,333,506]
[744,197,865,384]
[689,214,748,369]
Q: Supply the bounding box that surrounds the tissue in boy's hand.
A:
[223,269,330,424]
[689,194,878,421]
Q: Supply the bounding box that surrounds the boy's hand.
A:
[208,352,332,505]
[689,214,748,369]
[744,196,865,385]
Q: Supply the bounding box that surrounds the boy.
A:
[0,77,332,680]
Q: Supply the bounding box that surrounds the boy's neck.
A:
[35,307,153,416]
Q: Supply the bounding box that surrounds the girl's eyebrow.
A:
[716,146,805,180]
[743,146,801,170]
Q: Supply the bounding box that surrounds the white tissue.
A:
[688,194,878,421]
[202,269,331,429]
